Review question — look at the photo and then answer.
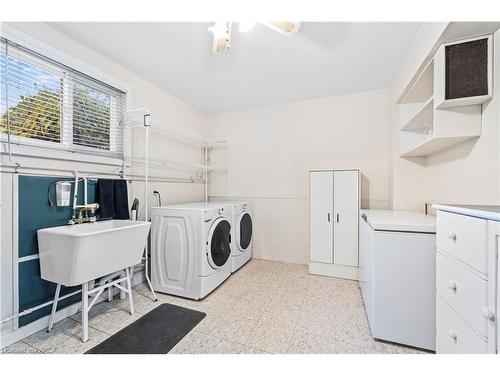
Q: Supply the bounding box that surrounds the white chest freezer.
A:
[359,210,436,351]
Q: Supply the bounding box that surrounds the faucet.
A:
[153,190,162,207]
[72,204,100,225]
[69,171,100,225]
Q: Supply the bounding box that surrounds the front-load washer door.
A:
[237,212,253,252]
[207,217,231,269]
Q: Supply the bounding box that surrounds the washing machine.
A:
[225,201,253,272]
[150,202,232,300]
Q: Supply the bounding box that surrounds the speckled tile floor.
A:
[2,259,427,354]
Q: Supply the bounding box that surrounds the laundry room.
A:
[1,1,500,372]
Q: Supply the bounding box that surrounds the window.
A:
[0,38,126,158]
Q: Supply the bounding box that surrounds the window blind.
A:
[0,38,126,157]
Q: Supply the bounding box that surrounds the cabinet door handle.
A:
[482,307,495,321]
[448,329,458,340]
[448,280,457,291]
[448,232,457,241]
[336,213,339,223]
[328,213,331,222]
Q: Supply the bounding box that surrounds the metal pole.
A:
[47,284,61,332]
[0,163,203,183]
[142,113,157,301]
[121,112,126,178]
[5,42,12,162]
[81,282,89,343]
[225,143,229,201]
[125,267,134,315]
[204,144,208,203]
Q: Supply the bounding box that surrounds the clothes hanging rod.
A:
[0,142,124,167]
[128,157,226,173]
[125,123,226,149]
[126,155,214,172]
[0,163,204,184]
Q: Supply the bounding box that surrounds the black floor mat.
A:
[86,303,206,354]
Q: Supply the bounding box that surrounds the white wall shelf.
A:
[400,134,480,157]
[398,35,490,158]
[400,60,434,105]
[436,94,493,109]
[125,109,228,205]
[400,96,434,133]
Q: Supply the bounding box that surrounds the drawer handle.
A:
[448,232,457,241]
[448,329,458,341]
[482,307,495,321]
[448,280,457,291]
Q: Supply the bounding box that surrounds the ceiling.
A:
[48,22,421,113]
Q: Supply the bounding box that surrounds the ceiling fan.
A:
[208,22,301,54]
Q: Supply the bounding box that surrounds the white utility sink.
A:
[37,220,151,286]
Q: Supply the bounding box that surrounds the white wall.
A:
[206,89,391,264]
[390,25,500,210]
[0,22,207,344]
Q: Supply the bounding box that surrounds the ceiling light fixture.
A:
[208,21,301,55]
[208,22,232,54]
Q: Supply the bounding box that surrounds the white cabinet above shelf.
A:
[434,36,493,109]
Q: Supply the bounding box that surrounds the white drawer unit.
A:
[434,205,499,354]
[436,296,488,354]
[436,210,488,275]
[436,251,488,337]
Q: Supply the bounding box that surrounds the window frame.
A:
[1,25,131,166]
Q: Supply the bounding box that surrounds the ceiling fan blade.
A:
[263,22,301,35]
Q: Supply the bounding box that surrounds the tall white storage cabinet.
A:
[309,169,359,280]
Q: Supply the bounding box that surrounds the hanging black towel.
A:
[113,179,130,220]
[97,179,115,220]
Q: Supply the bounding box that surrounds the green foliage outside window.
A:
[1,52,112,151]
[0,89,61,142]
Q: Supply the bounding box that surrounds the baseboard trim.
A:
[309,262,359,281]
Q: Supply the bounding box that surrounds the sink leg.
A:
[125,267,134,315]
[144,248,158,301]
[119,270,126,300]
[81,282,89,343]
[47,284,61,332]
[107,282,113,302]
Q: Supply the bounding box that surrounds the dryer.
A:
[226,201,253,272]
[151,203,232,300]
